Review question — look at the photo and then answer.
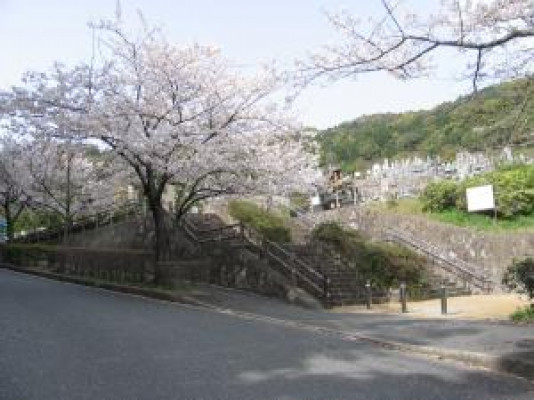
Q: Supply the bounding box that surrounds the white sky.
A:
[0,0,473,129]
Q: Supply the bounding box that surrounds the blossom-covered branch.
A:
[298,0,534,91]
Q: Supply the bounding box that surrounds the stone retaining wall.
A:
[307,207,534,288]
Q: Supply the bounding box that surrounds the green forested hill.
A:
[317,78,534,172]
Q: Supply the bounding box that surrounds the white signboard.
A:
[311,195,321,206]
[466,185,495,212]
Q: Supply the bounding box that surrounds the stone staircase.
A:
[281,204,494,294]
[183,213,405,307]
[288,243,382,306]
[184,209,478,306]
[182,213,332,307]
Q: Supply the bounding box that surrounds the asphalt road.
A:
[183,284,534,357]
[1,269,533,400]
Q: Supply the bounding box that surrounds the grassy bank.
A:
[228,200,292,243]
[373,199,534,232]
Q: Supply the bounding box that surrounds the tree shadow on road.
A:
[496,338,534,381]
[232,347,534,400]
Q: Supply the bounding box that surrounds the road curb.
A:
[2,263,532,382]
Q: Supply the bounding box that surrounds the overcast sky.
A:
[0,0,472,129]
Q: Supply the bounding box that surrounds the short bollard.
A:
[365,281,372,310]
[441,284,448,315]
[400,282,408,313]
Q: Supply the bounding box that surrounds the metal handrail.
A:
[14,201,142,243]
[262,243,325,295]
[182,219,200,242]
[240,224,328,290]
[183,217,241,244]
[387,229,481,277]
[194,223,242,235]
[264,237,326,283]
[385,228,492,290]
[182,214,330,301]
[247,234,327,298]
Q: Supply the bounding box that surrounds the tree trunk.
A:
[63,152,72,244]
[149,199,170,285]
[63,215,71,244]
[136,166,171,285]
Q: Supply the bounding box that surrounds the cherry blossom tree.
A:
[0,137,31,240]
[7,17,319,281]
[169,131,319,221]
[23,139,117,240]
[298,0,534,91]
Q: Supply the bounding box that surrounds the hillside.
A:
[317,78,534,172]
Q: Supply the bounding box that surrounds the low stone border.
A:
[0,263,201,306]
[2,262,532,382]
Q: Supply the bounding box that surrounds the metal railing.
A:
[13,201,142,244]
[384,228,493,292]
[181,215,331,303]
[263,199,495,294]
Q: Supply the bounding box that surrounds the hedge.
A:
[228,200,291,243]
[311,222,426,289]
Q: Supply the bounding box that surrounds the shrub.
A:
[419,165,534,221]
[311,222,425,289]
[312,222,366,252]
[385,197,398,209]
[510,306,534,322]
[289,192,310,211]
[0,243,57,266]
[456,165,534,218]
[502,257,534,300]
[228,200,291,243]
[420,180,458,212]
